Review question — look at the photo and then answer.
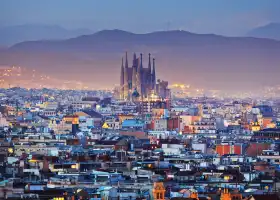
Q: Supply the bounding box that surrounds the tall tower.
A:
[125,51,129,69]
[140,53,143,70]
[123,52,129,99]
[137,53,143,97]
[120,57,124,99]
[133,53,137,68]
[148,53,152,86]
[152,58,156,90]
[132,53,137,90]
[147,53,153,93]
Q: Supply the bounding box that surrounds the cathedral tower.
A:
[132,53,137,90]
[120,57,124,99]
[148,53,152,86]
[123,52,129,99]
[119,52,167,101]
[152,58,156,90]
[133,53,137,68]
[136,53,143,97]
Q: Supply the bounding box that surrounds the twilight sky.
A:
[1,0,280,35]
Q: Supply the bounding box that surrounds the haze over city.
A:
[0,0,280,94]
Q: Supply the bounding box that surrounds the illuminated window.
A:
[8,148,14,153]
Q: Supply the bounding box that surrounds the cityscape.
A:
[1,1,280,200]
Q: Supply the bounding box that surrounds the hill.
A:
[0,29,280,92]
[246,23,280,40]
[0,24,93,46]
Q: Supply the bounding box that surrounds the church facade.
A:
[120,52,156,100]
[120,52,170,101]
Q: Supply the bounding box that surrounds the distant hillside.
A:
[0,29,280,92]
[247,23,280,40]
[0,24,93,46]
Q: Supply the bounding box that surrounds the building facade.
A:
[120,52,170,101]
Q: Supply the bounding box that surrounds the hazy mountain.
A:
[0,24,93,46]
[1,29,280,92]
[247,23,280,40]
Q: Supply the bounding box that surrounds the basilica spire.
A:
[120,57,124,99]
[136,54,143,97]
[152,58,156,89]
[148,53,151,72]
[133,52,137,68]
[123,52,129,99]
[125,51,128,68]
[148,53,152,86]
[120,57,124,84]
[132,53,137,89]
[153,58,156,73]
[140,53,143,69]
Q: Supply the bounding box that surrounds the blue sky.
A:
[1,0,280,35]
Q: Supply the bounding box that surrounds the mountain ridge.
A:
[246,23,280,41]
[10,29,280,52]
[1,29,280,92]
[0,24,93,46]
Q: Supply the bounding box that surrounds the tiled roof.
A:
[82,110,103,118]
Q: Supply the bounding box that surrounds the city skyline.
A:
[0,1,280,94]
[1,1,280,199]
[1,29,280,94]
